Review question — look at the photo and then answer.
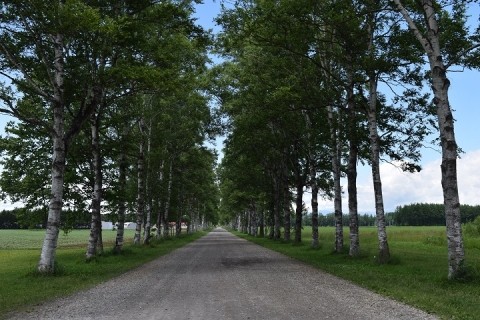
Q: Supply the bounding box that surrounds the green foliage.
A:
[303,212,377,227]
[463,216,480,237]
[0,209,18,229]
[394,203,480,226]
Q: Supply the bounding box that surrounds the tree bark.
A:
[367,75,390,263]
[163,160,173,238]
[294,182,303,244]
[328,106,343,253]
[304,111,319,248]
[155,160,165,238]
[311,176,319,248]
[134,119,146,245]
[86,112,103,260]
[259,207,265,238]
[282,163,290,242]
[250,202,258,237]
[392,0,465,278]
[38,32,65,274]
[268,207,275,239]
[282,195,290,241]
[272,175,281,240]
[143,124,153,244]
[346,75,360,257]
[113,148,127,254]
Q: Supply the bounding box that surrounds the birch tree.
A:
[391,0,480,279]
[0,1,109,273]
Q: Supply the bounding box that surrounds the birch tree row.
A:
[215,0,479,279]
[0,0,219,273]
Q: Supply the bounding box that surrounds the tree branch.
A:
[392,0,432,55]
[445,43,480,69]
[0,42,53,102]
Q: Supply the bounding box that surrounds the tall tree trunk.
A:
[346,74,360,257]
[163,160,173,238]
[113,148,127,254]
[38,33,65,274]
[367,75,390,263]
[155,160,165,238]
[304,111,319,248]
[273,175,281,240]
[311,175,319,248]
[268,206,275,239]
[143,125,152,244]
[294,182,303,244]
[250,202,258,237]
[86,112,103,260]
[259,207,265,237]
[366,13,390,263]
[282,164,290,242]
[328,106,343,253]
[176,210,181,237]
[393,0,465,280]
[134,119,146,245]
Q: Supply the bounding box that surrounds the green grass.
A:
[234,226,480,320]
[0,229,206,317]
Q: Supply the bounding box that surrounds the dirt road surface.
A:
[7,228,437,320]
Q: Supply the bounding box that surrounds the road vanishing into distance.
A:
[7,228,437,320]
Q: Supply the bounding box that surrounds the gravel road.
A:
[7,228,437,320]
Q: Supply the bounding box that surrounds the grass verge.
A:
[0,229,207,317]
[234,226,480,320]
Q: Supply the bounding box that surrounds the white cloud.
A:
[308,149,480,214]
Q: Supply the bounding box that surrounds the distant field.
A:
[0,229,135,250]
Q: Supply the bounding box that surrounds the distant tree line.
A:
[303,213,382,227]
[0,208,92,230]
[393,203,480,226]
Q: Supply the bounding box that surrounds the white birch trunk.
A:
[86,112,103,260]
[114,149,127,253]
[38,32,65,273]
[393,0,465,279]
[346,75,360,257]
[368,76,390,263]
[328,106,343,253]
[259,207,265,237]
[310,175,319,248]
[155,160,165,238]
[304,111,319,248]
[134,119,146,245]
[163,161,173,238]
[282,165,290,242]
[143,125,152,244]
[294,183,303,243]
[251,202,258,237]
[272,175,281,240]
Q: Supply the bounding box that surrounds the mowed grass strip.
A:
[234,226,480,320]
[0,229,207,317]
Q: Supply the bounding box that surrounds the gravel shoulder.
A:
[6,228,438,320]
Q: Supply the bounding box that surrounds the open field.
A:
[0,229,135,250]
[235,226,480,320]
[0,229,207,317]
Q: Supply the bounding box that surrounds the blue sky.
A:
[194,1,480,213]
